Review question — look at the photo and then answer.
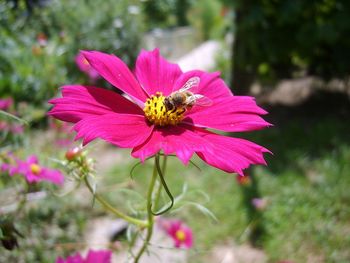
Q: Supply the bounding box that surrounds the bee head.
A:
[164,97,174,111]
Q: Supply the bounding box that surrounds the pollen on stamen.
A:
[143,92,185,126]
[30,164,42,175]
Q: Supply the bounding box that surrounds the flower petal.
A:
[135,48,182,96]
[74,113,153,148]
[183,226,193,248]
[131,125,211,164]
[172,70,232,102]
[26,155,39,164]
[56,253,84,263]
[75,52,100,80]
[48,85,143,123]
[81,50,148,105]
[185,96,271,132]
[86,250,112,263]
[41,168,65,185]
[1,163,18,176]
[167,220,182,236]
[195,130,270,175]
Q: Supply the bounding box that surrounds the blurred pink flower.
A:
[251,198,268,211]
[164,220,193,249]
[0,121,9,131]
[49,49,270,175]
[1,152,20,176]
[1,163,17,176]
[10,124,24,134]
[75,52,100,81]
[0,121,24,134]
[1,153,18,176]
[37,33,48,47]
[56,249,112,263]
[16,155,64,185]
[0,98,13,111]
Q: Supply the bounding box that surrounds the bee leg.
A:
[176,108,186,115]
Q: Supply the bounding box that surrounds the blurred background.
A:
[0,0,349,262]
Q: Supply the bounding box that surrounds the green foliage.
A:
[188,0,225,40]
[0,196,88,262]
[232,0,350,80]
[0,0,143,105]
[142,0,193,29]
[175,0,191,26]
[142,0,176,28]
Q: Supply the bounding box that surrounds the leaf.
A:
[187,189,211,204]
[112,188,144,201]
[47,157,67,166]
[190,202,218,222]
[126,201,138,215]
[182,183,188,194]
[89,178,97,207]
[126,224,134,243]
[172,201,218,223]
[0,110,29,125]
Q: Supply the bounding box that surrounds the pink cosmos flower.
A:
[49,49,270,175]
[16,155,64,185]
[56,249,112,263]
[163,220,193,249]
[0,98,13,111]
[75,52,100,81]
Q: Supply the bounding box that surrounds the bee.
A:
[164,77,212,112]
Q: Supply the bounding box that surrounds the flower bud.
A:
[65,147,81,161]
[236,174,251,186]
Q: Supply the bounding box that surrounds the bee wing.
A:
[179,77,200,92]
[187,94,213,107]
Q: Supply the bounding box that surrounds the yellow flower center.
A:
[30,164,41,175]
[175,230,186,241]
[143,92,186,126]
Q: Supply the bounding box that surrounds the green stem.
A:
[133,155,158,263]
[84,176,148,228]
[151,154,174,215]
[153,155,167,210]
[16,183,29,213]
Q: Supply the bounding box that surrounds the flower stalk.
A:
[151,154,174,215]
[84,176,148,228]
[133,154,159,262]
[153,155,168,210]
